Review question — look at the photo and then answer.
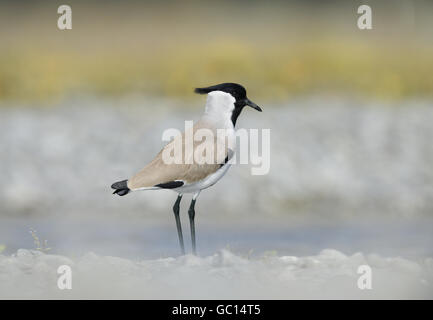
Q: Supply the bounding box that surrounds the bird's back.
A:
[127,119,231,190]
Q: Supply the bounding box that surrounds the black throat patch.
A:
[231,101,245,126]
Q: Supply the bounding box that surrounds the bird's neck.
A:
[202,91,236,129]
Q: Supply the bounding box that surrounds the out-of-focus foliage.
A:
[0,0,432,103]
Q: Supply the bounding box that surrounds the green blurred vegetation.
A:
[0,0,432,104]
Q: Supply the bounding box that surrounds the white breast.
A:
[175,163,232,194]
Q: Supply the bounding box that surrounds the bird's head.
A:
[195,83,262,125]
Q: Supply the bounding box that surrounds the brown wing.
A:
[127,121,229,190]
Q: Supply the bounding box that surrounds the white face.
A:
[205,91,236,115]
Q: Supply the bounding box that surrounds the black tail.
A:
[111,179,130,196]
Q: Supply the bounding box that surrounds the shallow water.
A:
[1,215,432,259]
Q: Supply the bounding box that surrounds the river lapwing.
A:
[111,83,261,255]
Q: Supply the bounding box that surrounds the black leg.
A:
[173,194,185,255]
[188,198,197,255]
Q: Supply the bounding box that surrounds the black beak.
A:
[245,98,262,112]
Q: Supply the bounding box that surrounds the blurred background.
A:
[0,0,432,259]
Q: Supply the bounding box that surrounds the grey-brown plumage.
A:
[127,119,229,191]
[111,83,261,255]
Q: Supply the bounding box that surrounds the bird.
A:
[111,83,262,255]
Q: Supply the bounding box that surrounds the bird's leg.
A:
[172,194,185,255]
[188,193,199,255]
